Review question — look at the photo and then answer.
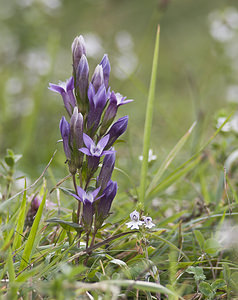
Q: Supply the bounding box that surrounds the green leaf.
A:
[204,238,220,255]
[211,279,226,291]
[194,230,205,250]
[7,247,18,300]
[12,180,27,251]
[199,282,214,297]
[5,156,15,167]
[59,187,75,196]
[47,218,83,232]
[147,121,196,195]
[109,259,128,267]
[19,189,47,272]
[139,25,160,208]
[186,266,206,282]
[148,156,201,197]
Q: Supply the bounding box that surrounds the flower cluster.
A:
[49,35,132,236]
[126,210,155,230]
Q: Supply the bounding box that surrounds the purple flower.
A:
[100,91,133,135]
[79,134,113,157]
[75,54,89,106]
[72,35,86,74]
[79,133,114,172]
[87,83,107,133]
[96,180,117,228]
[49,77,76,116]
[97,151,115,192]
[59,116,71,160]
[91,65,104,93]
[70,186,101,228]
[100,54,111,89]
[105,116,128,149]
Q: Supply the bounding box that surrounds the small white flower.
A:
[139,149,157,163]
[126,210,143,230]
[143,216,155,229]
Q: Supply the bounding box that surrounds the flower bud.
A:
[100,54,111,89]
[97,151,115,192]
[91,65,104,93]
[105,116,128,149]
[59,117,71,160]
[72,35,86,74]
[96,180,117,228]
[70,107,84,168]
[76,54,89,108]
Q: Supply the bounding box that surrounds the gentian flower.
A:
[87,83,107,133]
[75,54,89,108]
[79,133,114,172]
[100,54,111,89]
[126,210,143,229]
[143,216,155,229]
[70,186,101,229]
[59,116,71,160]
[49,77,76,117]
[91,65,104,93]
[96,180,117,228]
[72,35,86,75]
[105,116,128,149]
[97,150,115,192]
[70,107,84,168]
[100,91,133,135]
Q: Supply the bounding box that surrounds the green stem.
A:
[139,25,160,209]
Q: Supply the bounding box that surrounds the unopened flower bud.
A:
[97,150,115,192]
[72,35,86,74]
[75,54,89,108]
[105,116,128,149]
[100,54,111,89]
[91,65,104,93]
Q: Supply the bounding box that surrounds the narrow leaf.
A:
[19,189,47,272]
[139,25,160,208]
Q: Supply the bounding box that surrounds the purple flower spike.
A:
[49,77,76,116]
[96,180,117,228]
[91,65,104,93]
[76,54,89,104]
[97,150,116,192]
[72,35,86,73]
[100,54,111,89]
[59,117,71,160]
[87,83,107,132]
[105,116,129,149]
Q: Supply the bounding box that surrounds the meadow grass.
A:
[0,25,238,300]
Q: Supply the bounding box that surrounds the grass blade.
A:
[13,180,27,251]
[147,121,196,195]
[19,189,47,272]
[139,25,160,208]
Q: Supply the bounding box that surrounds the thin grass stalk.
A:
[139,25,160,209]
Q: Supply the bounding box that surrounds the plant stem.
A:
[139,25,160,210]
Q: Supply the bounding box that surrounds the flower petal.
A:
[83,133,94,149]
[79,147,91,156]
[97,134,109,150]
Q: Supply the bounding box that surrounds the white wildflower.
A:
[143,216,155,229]
[126,210,143,230]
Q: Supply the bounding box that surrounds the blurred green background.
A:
[1,0,238,185]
